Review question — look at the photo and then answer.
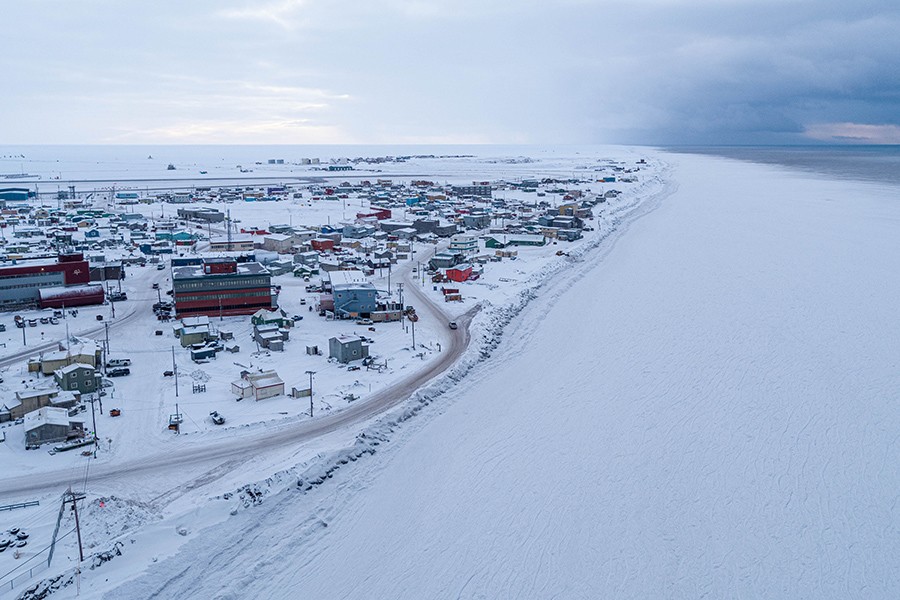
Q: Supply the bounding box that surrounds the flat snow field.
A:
[102,152,899,599]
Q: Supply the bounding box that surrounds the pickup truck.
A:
[106,358,132,368]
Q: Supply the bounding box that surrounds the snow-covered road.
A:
[108,152,900,599]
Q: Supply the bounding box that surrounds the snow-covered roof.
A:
[38,284,104,300]
[55,363,94,375]
[24,406,78,431]
[328,269,368,286]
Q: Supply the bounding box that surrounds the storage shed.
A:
[329,335,369,364]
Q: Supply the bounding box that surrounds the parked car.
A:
[209,411,225,425]
[96,315,104,321]
[0,323,5,332]
[152,283,160,289]
[448,321,458,330]
[163,370,174,377]
[356,318,373,325]
[106,358,132,367]
[107,367,130,377]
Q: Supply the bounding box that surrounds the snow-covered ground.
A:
[60,150,898,599]
[1,146,670,596]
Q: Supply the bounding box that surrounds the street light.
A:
[305,370,316,417]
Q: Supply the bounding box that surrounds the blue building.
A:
[328,270,378,317]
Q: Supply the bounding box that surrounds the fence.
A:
[0,500,40,512]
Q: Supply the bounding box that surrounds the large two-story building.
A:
[172,257,274,317]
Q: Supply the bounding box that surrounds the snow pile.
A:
[78,497,160,551]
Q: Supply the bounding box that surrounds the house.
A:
[174,317,213,347]
[262,233,294,253]
[329,270,378,317]
[293,251,319,267]
[231,370,285,401]
[449,235,479,255]
[557,228,583,242]
[209,236,255,252]
[310,238,335,252]
[253,324,289,351]
[24,407,85,446]
[329,335,370,364]
[462,213,491,230]
[190,344,218,362]
[251,308,293,329]
[54,363,98,394]
[39,341,103,375]
[4,387,77,421]
[428,252,463,270]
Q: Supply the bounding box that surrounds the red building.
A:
[356,208,392,220]
[311,238,335,252]
[0,253,94,308]
[39,285,105,309]
[446,265,473,283]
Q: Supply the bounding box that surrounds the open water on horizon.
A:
[666,145,900,187]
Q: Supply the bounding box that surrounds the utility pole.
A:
[397,283,404,326]
[88,392,99,456]
[68,488,86,563]
[305,370,316,417]
[51,489,86,567]
[172,346,179,397]
[411,317,416,349]
[104,322,110,361]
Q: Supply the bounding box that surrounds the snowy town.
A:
[0,149,661,594]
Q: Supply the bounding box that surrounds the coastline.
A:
[55,155,675,599]
[106,150,900,599]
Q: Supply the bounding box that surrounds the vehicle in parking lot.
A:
[356,318,373,325]
[107,358,132,368]
[108,292,128,301]
[209,411,225,425]
[448,321,458,330]
[107,367,130,377]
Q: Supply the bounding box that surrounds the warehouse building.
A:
[0,253,94,309]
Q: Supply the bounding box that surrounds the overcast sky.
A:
[3,0,899,145]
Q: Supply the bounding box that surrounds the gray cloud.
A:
[2,0,899,144]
